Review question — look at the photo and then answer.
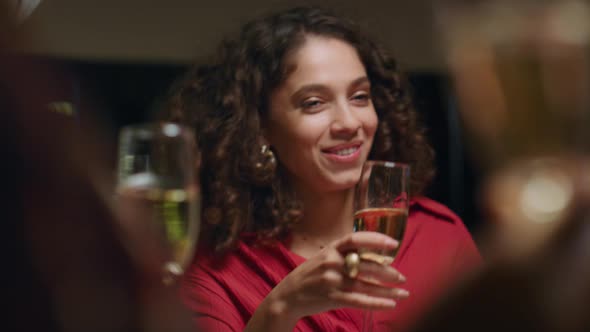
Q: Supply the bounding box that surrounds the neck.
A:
[289,186,355,258]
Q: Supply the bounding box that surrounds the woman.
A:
[168,6,481,331]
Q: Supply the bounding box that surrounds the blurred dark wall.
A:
[409,73,484,236]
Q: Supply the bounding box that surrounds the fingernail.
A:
[397,289,410,298]
[385,299,397,307]
[385,238,398,247]
[399,274,406,283]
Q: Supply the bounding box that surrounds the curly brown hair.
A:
[167,6,435,253]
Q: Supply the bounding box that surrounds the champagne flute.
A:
[116,122,200,285]
[353,160,410,332]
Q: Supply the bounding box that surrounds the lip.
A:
[321,142,363,163]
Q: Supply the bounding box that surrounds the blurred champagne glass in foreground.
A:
[434,0,590,256]
[116,122,200,285]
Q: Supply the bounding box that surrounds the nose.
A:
[330,101,361,137]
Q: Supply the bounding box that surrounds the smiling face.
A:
[265,35,378,194]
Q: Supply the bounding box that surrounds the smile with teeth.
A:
[322,143,362,162]
[333,147,358,156]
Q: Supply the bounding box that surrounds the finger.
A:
[341,277,410,300]
[328,291,398,311]
[357,260,406,285]
[333,232,398,253]
[316,247,347,271]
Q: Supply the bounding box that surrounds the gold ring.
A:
[344,252,360,279]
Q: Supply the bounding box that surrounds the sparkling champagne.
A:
[353,207,408,265]
[117,184,199,282]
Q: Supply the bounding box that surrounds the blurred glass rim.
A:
[364,160,410,171]
[483,155,590,223]
[120,122,195,141]
[5,0,43,23]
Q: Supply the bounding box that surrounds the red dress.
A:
[181,197,482,331]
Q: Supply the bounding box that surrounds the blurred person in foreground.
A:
[412,1,590,331]
[410,189,590,332]
[168,6,481,331]
[1,4,191,331]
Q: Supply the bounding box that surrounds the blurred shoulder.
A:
[410,196,463,226]
[407,197,480,259]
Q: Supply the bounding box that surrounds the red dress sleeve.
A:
[412,196,482,276]
[180,239,366,331]
[451,221,482,277]
[181,258,246,331]
[373,197,483,331]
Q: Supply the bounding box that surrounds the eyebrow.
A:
[290,76,370,103]
[349,76,371,88]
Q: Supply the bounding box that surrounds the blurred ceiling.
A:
[17,0,443,70]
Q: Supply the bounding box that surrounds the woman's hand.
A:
[245,231,408,331]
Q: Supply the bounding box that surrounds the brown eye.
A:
[301,98,325,112]
[351,92,371,105]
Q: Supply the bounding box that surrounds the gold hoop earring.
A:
[256,144,276,169]
[261,144,276,165]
